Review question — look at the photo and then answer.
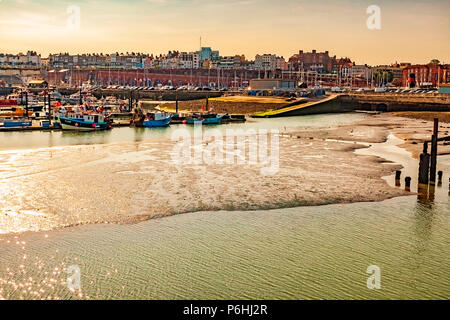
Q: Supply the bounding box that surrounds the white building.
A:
[0,52,42,67]
[255,54,277,71]
[178,52,200,69]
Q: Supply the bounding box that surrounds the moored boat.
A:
[221,113,247,123]
[185,113,223,125]
[59,114,111,131]
[108,112,133,126]
[0,99,32,118]
[143,112,172,128]
[0,119,32,128]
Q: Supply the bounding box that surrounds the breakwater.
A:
[252,93,450,117]
[339,92,450,112]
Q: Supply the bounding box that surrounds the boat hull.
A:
[59,117,110,131]
[2,121,32,128]
[143,116,171,128]
[186,115,223,125]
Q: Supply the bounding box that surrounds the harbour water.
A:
[0,113,449,300]
[0,113,369,151]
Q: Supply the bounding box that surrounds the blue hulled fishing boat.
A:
[59,114,111,131]
[185,113,223,125]
[143,112,172,128]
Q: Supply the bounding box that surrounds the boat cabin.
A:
[146,112,169,121]
[28,80,48,89]
[65,112,106,124]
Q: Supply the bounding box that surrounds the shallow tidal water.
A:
[0,113,369,151]
[0,113,449,300]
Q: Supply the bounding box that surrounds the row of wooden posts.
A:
[396,169,445,192]
[395,118,448,195]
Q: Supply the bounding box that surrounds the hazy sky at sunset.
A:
[0,0,449,65]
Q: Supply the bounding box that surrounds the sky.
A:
[0,0,449,65]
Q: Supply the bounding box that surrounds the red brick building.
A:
[288,50,337,73]
[402,64,450,88]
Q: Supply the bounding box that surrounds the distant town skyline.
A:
[0,0,449,65]
[0,49,446,67]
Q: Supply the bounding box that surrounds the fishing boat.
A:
[143,112,172,128]
[59,113,111,131]
[185,113,223,125]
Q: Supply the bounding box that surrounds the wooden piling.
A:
[129,90,133,111]
[135,91,139,109]
[395,170,401,187]
[418,142,430,188]
[438,171,443,186]
[25,91,29,119]
[405,177,411,191]
[176,92,179,114]
[47,93,52,125]
[429,184,436,202]
[429,118,438,185]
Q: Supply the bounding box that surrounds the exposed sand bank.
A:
[356,113,450,159]
[0,114,415,234]
[293,112,450,159]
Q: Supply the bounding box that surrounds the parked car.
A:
[374,87,387,93]
[331,87,343,93]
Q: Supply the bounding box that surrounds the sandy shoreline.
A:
[1,112,444,234]
[358,113,450,159]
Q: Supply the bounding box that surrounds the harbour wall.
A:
[90,89,223,101]
[338,93,450,112]
[280,93,450,117]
